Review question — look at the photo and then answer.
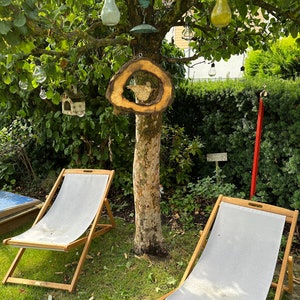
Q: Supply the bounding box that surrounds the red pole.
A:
[250,95,265,199]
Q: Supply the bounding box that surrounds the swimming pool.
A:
[0,191,37,211]
[0,190,41,220]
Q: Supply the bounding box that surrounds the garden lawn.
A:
[0,217,199,300]
[0,217,298,299]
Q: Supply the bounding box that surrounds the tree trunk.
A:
[133,112,166,256]
[105,54,172,256]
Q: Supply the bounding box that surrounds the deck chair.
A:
[159,195,298,300]
[2,168,116,292]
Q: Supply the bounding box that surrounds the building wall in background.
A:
[167,27,245,80]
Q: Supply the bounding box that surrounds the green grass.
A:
[0,217,298,299]
[0,218,200,300]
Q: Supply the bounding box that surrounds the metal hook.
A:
[260,86,268,98]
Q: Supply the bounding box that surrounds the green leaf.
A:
[0,0,11,6]
[9,84,18,94]
[0,20,11,34]
[6,53,13,68]
[46,128,52,138]
[52,91,61,105]
[166,277,177,286]
[4,30,21,46]
[19,41,35,54]
[147,272,155,283]
[289,23,299,38]
[54,111,61,118]
[14,13,27,27]
[17,109,26,117]
[22,0,38,20]
[3,74,12,84]
[15,24,28,35]
[45,89,54,99]
[236,2,247,19]
[60,39,69,50]
[45,120,51,129]
[31,80,39,89]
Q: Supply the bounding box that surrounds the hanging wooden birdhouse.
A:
[61,92,85,117]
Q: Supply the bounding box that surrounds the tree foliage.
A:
[1,0,300,124]
[1,0,300,254]
[245,35,300,79]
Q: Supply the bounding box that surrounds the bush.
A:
[167,78,300,210]
[245,35,300,80]
[160,124,204,188]
[0,117,36,189]
[161,172,246,229]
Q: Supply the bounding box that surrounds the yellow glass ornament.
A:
[211,0,232,28]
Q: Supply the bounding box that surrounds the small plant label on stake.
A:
[206,152,228,183]
[206,152,227,162]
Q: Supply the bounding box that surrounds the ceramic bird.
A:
[126,81,155,102]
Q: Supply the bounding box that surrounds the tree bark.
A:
[133,112,166,256]
[105,54,172,256]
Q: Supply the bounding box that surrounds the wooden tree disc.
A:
[105,57,174,114]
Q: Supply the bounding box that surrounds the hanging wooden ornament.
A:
[61,93,86,117]
[105,57,174,114]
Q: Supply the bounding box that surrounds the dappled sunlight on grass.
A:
[0,217,198,299]
[1,217,298,299]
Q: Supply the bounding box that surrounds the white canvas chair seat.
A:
[6,173,110,249]
[159,195,298,300]
[3,169,115,291]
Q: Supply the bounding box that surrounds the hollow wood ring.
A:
[105,57,174,114]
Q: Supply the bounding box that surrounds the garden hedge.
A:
[1,77,299,211]
[166,77,300,210]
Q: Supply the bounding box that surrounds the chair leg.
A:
[272,255,294,300]
[69,238,92,292]
[69,199,115,292]
[286,256,294,294]
[105,198,116,228]
[2,248,26,284]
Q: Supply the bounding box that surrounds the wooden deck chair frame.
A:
[2,169,116,292]
[159,195,299,300]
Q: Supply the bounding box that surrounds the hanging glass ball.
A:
[33,65,47,83]
[19,79,28,90]
[39,87,47,99]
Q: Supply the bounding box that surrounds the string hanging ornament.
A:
[211,0,232,28]
[130,0,158,34]
[101,0,120,26]
[138,0,150,8]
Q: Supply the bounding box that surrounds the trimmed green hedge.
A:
[166,78,300,209]
[1,76,299,212]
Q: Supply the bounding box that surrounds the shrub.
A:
[167,78,300,210]
[160,124,204,188]
[0,117,36,189]
[245,35,300,80]
[161,172,246,230]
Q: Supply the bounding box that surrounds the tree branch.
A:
[162,52,202,64]
[251,0,300,25]
[31,34,129,58]
[157,0,195,30]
